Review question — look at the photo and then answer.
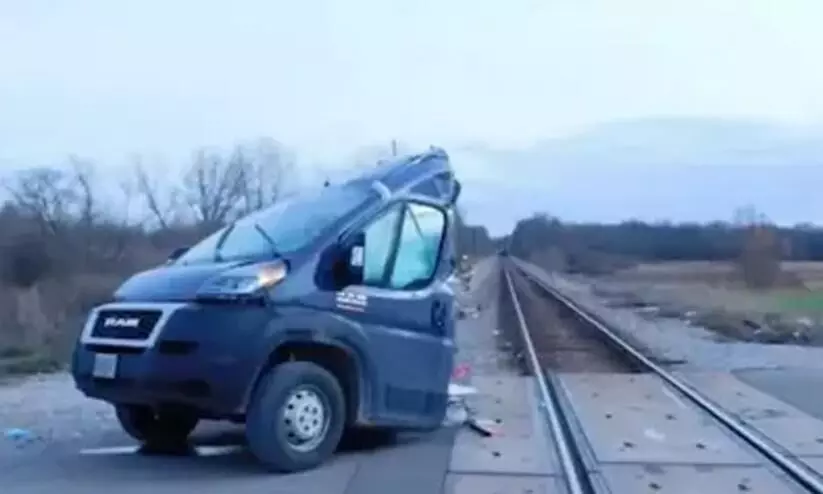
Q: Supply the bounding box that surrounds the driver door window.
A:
[389,204,445,289]
[363,204,404,286]
[361,202,446,290]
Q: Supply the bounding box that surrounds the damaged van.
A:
[71,148,461,472]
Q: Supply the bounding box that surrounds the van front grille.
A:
[90,309,162,340]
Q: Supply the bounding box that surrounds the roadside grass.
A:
[771,290,823,314]
[0,346,63,378]
[592,278,823,346]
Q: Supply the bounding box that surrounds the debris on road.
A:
[465,418,495,437]
[445,372,500,438]
[3,427,36,446]
[447,383,477,397]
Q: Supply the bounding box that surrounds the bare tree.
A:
[114,175,138,227]
[182,147,247,227]
[89,178,140,266]
[237,138,294,214]
[734,206,782,289]
[0,162,97,284]
[133,156,179,230]
[69,156,99,230]
[177,140,295,227]
[3,167,80,236]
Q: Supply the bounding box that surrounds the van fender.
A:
[240,310,378,424]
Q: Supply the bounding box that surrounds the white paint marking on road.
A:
[80,445,140,455]
[79,444,244,457]
[195,445,245,456]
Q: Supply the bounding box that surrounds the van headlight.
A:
[196,261,288,299]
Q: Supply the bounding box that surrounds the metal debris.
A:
[445,366,499,437]
[448,383,478,397]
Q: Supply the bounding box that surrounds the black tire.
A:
[115,405,199,444]
[246,361,346,473]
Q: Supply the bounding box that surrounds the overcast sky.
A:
[2,1,823,230]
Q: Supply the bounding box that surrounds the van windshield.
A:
[176,185,374,264]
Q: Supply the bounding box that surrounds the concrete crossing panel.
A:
[598,463,801,494]
[677,371,823,457]
[445,474,566,494]
[557,373,760,465]
[450,376,560,476]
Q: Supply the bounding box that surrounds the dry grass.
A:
[613,261,823,286]
[591,261,823,346]
[0,273,123,374]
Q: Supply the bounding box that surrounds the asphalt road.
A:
[3,421,457,494]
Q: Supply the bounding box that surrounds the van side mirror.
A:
[168,246,189,262]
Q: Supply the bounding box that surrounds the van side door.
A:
[339,199,454,427]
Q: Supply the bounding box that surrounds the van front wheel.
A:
[246,361,346,473]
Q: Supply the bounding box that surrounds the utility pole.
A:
[391,139,398,156]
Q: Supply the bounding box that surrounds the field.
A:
[0,272,137,377]
[589,261,823,345]
[772,290,823,313]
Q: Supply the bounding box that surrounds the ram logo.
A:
[103,317,141,328]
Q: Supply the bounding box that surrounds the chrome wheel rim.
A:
[281,385,330,452]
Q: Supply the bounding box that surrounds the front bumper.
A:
[71,302,271,417]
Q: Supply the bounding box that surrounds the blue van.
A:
[71,148,461,472]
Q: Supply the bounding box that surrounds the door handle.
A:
[431,300,447,329]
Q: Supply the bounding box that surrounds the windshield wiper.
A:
[254,223,282,259]
[212,226,234,263]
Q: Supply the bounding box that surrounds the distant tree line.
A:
[453,208,497,261]
[504,212,823,260]
[502,209,810,288]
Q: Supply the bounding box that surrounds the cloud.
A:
[3,0,823,168]
[456,118,823,232]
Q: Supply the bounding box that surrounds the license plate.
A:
[92,353,118,379]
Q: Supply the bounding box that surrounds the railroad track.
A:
[502,258,823,494]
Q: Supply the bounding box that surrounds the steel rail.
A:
[503,266,590,494]
[511,259,823,494]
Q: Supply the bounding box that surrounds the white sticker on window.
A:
[350,245,364,267]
